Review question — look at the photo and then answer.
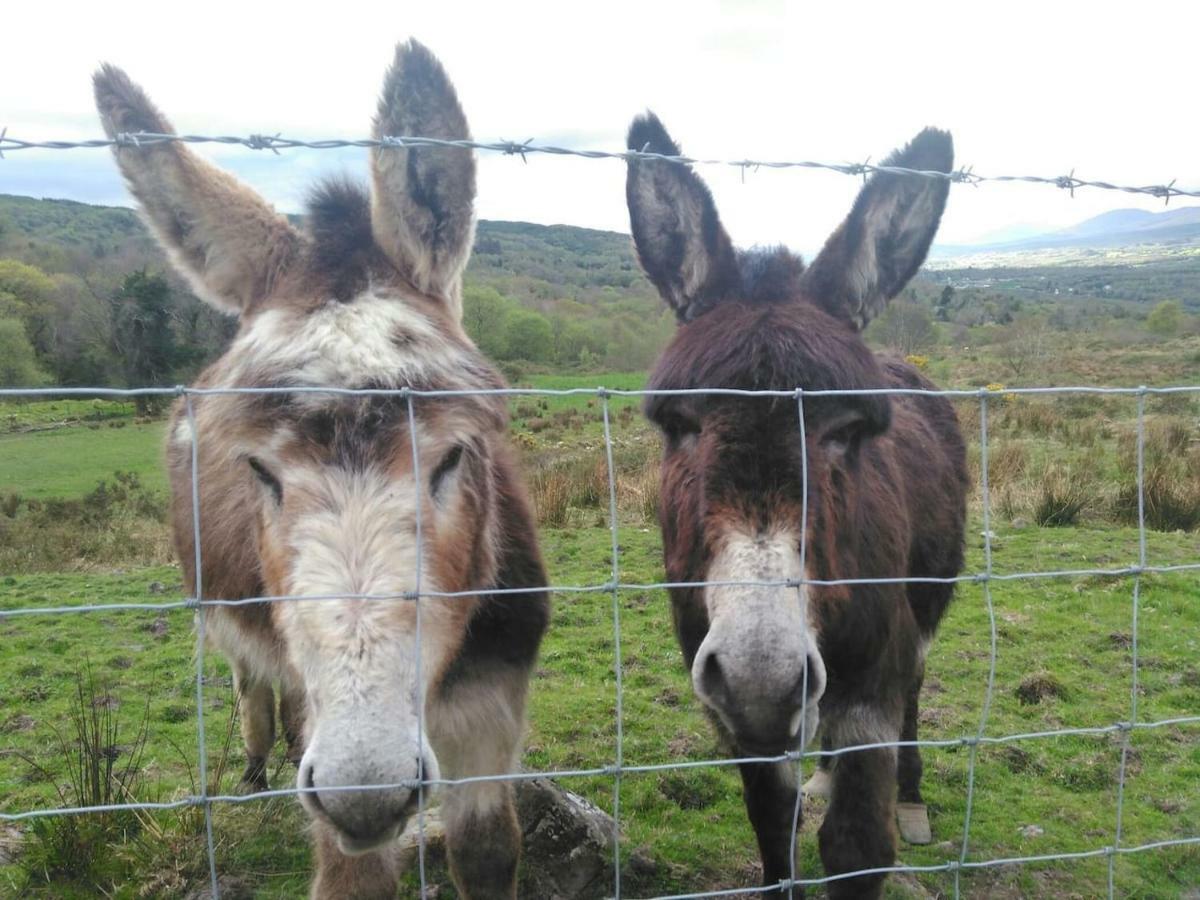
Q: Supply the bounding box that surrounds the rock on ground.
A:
[395,777,617,900]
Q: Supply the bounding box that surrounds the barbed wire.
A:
[2,381,1197,900]
[2,131,1200,202]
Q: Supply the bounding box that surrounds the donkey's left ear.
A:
[801,128,953,330]
[371,39,476,318]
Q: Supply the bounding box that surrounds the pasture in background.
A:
[2,344,1199,898]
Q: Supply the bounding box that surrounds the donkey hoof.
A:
[897,802,932,844]
[801,768,833,800]
[239,758,269,794]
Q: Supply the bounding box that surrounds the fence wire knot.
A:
[952,165,980,186]
[245,133,281,154]
[1152,180,1176,205]
[115,132,141,148]
[500,138,534,162]
[1056,169,1079,198]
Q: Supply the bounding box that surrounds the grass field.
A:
[1,369,1198,898]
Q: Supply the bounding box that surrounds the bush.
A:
[0,471,171,573]
[1034,466,1092,527]
[16,663,151,891]
[987,442,1029,489]
[1112,420,1200,532]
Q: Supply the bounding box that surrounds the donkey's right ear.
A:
[93,64,303,317]
[625,113,739,323]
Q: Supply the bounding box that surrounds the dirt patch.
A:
[1,714,35,733]
[657,770,723,811]
[918,705,949,727]
[1016,672,1069,705]
[0,825,22,866]
[655,687,682,708]
[999,745,1040,774]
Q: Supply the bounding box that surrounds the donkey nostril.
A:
[791,655,823,705]
[804,654,823,701]
[301,763,326,815]
[698,651,726,701]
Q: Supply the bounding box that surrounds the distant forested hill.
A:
[0,194,671,387]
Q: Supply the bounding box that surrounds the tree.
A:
[0,318,48,387]
[869,300,937,355]
[110,270,177,414]
[996,315,1049,380]
[461,285,513,359]
[1146,299,1183,336]
[934,284,969,322]
[503,310,554,363]
[0,259,57,358]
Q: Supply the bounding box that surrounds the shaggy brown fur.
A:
[627,112,967,899]
[97,39,548,900]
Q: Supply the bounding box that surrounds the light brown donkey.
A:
[94,40,549,898]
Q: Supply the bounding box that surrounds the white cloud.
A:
[4,0,1199,252]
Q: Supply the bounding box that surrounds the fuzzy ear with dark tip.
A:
[625,113,740,323]
[801,128,953,330]
[370,39,476,319]
[93,64,303,317]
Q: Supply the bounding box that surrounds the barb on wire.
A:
[3,129,1200,200]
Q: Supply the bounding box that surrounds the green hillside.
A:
[0,194,671,382]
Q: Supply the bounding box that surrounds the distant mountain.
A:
[934,205,1200,260]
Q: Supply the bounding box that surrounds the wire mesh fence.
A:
[2,382,1199,899]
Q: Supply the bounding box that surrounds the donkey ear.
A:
[93,64,303,317]
[625,113,739,323]
[370,39,476,319]
[801,128,953,330]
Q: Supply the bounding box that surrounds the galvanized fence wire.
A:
[2,382,1199,900]
[4,130,1200,202]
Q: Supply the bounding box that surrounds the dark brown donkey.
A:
[625,115,968,898]
[95,40,549,899]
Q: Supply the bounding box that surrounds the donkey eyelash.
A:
[246,456,284,505]
[429,443,466,497]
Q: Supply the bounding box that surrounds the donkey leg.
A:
[279,667,307,767]
[897,663,923,804]
[738,760,802,898]
[895,662,933,844]
[310,818,402,900]
[432,669,529,900]
[232,663,274,791]
[801,733,835,800]
[817,731,898,900]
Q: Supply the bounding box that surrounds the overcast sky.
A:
[4,0,1199,255]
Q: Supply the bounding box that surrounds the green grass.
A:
[2,522,1198,897]
[0,421,167,500]
[1,373,1198,897]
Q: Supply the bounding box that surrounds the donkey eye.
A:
[661,413,701,445]
[247,456,283,505]
[429,444,465,496]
